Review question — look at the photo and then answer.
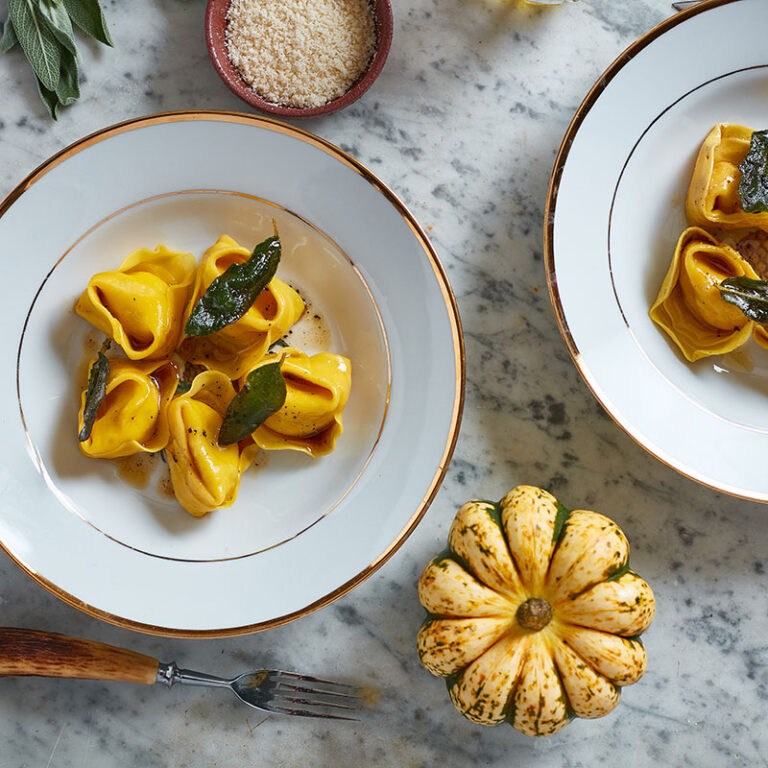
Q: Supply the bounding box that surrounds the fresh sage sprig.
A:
[218,357,287,446]
[719,276,768,323]
[739,129,768,214]
[78,349,110,442]
[2,0,113,120]
[185,235,282,338]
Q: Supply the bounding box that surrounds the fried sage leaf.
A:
[719,276,768,323]
[218,358,286,446]
[184,235,281,337]
[78,350,110,441]
[739,129,768,213]
[268,336,289,352]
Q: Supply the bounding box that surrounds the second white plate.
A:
[547,0,768,501]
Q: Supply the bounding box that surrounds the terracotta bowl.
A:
[205,0,393,118]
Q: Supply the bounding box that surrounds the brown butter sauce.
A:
[112,453,157,490]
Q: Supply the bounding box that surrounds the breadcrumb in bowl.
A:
[205,0,393,117]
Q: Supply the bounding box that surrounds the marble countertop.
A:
[1,0,765,765]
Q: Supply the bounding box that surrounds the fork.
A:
[0,628,360,720]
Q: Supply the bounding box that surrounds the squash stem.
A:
[516,598,552,631]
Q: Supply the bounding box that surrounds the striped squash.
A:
[417,486,655,736]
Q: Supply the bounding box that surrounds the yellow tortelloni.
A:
[686,123,768,230]
[75,245,196,360]
[166,371,259,517]
[78,359,179,459]
[245,348,351,457]
[179,235,305,379]
[650,227,759,361]
[753,325,768,351]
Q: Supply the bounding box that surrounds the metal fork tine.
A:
[270,671,361,694]
[266,704,359,721]
[270,670,359,685]
[276,694,357,711]
[274,682,360,700]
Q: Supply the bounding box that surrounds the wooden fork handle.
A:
[0,628,159,684]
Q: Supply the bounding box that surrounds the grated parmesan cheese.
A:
[226,0,376,109]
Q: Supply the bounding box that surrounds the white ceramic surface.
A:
[548,0,768,501]
[0,113,463,634]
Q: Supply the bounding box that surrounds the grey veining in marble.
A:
[1,0,766,766]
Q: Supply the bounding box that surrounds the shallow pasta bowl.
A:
[0,111,464,636]
[546,0,768,502]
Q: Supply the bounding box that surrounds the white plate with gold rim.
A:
[0,112,464,635]
[546,0,768,502]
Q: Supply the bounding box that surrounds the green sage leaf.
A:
[9,0,62,90]
[78,351,110,442]
[62,0,113,46]
[719,276,768,323]
[37,0,77,56]
[185,235,281,337]
[174,380,192,396]
[739,129,768,214]
[35,75,60,119]
[218,358,286,446]
[55,47,79,105]
[0,17,18,52]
